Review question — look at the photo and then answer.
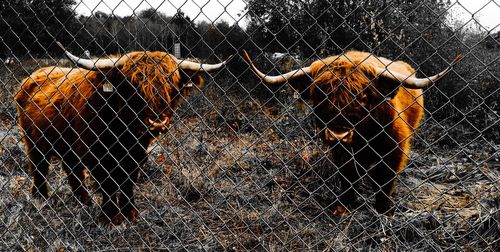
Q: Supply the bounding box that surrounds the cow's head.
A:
[243,50,461,145]
[57,42,230,132]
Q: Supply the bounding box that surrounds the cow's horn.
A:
[376,54,462,89]
[242,50,311,86]
[56,41,126,70]
[174,55,233,72]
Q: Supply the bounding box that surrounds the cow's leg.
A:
[100,178,123,225]
[29,148,50,199]
[119,148,146,222]
[369,123,412,216]
[61,151,91,206]
[369,162,398,215]
[119,170,139,222]
[369,146,406,215]
[330,144,366,216]
[333,157,362,216]
[93,160,123,225]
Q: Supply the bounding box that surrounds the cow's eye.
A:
[343,113,358,123]
[331,125,350,132]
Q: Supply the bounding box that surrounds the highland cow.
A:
[15,42,229,224]
[243,50,461,215]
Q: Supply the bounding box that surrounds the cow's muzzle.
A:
[324,128,354,144]
[147,117,171,132]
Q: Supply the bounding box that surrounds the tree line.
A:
[1,0,463,60]
[0,0,246,61]
[1,0,499,141]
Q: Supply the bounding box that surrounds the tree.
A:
[0,0,80,57]
[245,0,452,59]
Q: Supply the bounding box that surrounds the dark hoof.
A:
[32,187,49,199]
[100,208,121,225]
[111,213,125,225]
[375,202,394,216]
[76,191,92,206]
[332,205,350,217]
[125,207,139,222]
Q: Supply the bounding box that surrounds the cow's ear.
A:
[372,61,417,100]
[180,71,205,89]
[288,74,314,101]
[372,77,400,100]
[188,73,205,88]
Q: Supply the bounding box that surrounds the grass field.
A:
[0,58,498,251]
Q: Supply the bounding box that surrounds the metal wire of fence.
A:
[0,0,499,251]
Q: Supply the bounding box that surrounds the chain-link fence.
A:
[1,0,499,251]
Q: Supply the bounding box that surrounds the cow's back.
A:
[15,66,99,154]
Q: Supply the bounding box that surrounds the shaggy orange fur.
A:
[16,51,204,225]
[278,51,424,215]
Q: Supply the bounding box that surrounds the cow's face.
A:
[313,90,369,145]
[242,49,461,144]
[56,43,228,133]
[310,62,376,145]
[120,52,205,132]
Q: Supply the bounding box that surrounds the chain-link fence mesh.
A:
[1,0,499,250]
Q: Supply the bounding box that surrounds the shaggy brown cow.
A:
[243,50,461,215]
[16,42,230,225]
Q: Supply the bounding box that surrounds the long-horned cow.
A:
[243,50,461,215]
[15,42,230,225]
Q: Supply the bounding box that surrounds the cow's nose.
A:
[324,128,353,143]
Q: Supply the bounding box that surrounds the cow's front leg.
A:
[119,177,139,222]
[101,183,122,225]
[96,167,123,225]
[118,148,145,223]
[369,164,397,215]
[332,148,364,216]
[118,168,139,223]
[335,162,362,216]
[369,148,405,216]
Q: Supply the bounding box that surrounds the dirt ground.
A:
[0,60,499,251]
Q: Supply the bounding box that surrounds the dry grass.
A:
[0,60,499,251]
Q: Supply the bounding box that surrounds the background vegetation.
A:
[0,0,498,250]
[3,0,497,144]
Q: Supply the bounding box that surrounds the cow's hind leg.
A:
[29,148,50,199]
[62,151,91,206]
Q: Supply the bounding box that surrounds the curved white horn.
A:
[56,41,126,70]
[376,54,463,89]
[174,55,232,72]
[242,50,311,86]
